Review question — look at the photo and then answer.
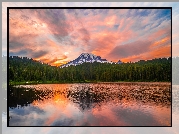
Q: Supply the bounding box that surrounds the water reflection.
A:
[9,83,171,126]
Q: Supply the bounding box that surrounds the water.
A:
[8,82,171,126]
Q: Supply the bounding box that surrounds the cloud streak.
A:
[108,40,152,59]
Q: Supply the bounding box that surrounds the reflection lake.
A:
[9,82,171,126]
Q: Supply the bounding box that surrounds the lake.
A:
[8,82,171,126]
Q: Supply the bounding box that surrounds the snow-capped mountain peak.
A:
[60,53,122,68]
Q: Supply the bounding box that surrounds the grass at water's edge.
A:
[9,80,98,85]
[9,80,171,86]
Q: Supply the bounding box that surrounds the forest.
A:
[8,56,174,84]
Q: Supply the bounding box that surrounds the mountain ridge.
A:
[60,53,122,68]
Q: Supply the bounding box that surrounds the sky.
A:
[8,8,171,66]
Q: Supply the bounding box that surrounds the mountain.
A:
[117,60,122,64]
[60,53,122,68]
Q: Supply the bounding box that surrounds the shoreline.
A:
[9,81,171,86]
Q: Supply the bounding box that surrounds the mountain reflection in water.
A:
[9,82,171,126]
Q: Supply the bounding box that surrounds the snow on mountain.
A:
[60,53,122,68]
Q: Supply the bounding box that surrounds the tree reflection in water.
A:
[9,83,171,110]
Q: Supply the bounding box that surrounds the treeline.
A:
[9,56,172,83]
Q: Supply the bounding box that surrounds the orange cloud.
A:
[34,55,68,67]
[149,45,171,58]
[121,44,171,63]
[150,36,170,48]
[121,55,143,63]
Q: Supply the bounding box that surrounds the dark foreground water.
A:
[9,82,171,126]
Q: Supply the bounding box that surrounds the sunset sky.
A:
[9,8,171,66]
